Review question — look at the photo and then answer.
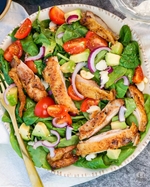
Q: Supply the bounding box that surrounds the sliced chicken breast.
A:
[79,99,124,140]
[129,85,147,132]
[80,11,118,44]
[75,74,115,101]
[16,60,48,102]
[76,123,139,157]
[9,68,26,117]
[43,57,78,114]
[47,145,78,169]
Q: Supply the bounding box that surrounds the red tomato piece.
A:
[47,105,68,118]
[80,98,99,112]
[63,38,87,54]
[55,113,72,126]
[85,31,108,51]
[4,40,23,62]
[68,85,83,101]
[25,60,37,73]
[49,6,65,25]
[132,66,144,83]
[34,97,55,118]
[14,18,32,39]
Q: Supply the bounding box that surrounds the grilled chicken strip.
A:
[47,145,78,169]
[75,74,115,101]
[77,123,139,157]
[12,56,48,102]
[79,99,124,140]
[129,85,147,132]
[9,68,26,117]
[80,11,118,44]
[43,57,78,114]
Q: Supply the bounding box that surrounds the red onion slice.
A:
[57,32,64,39]
[66,126,73,140]
[52,117,68,128]
[106,66,113,74]
[25,46,45,61]
[71,62,86,99]
[119,106,127,122]
[88,47,110,73]
[115,76,130,86]
[33,140,43,149]
[67,15,79,24]
[48,147,55,157]
[42,130,60,148]
[3,83,16,105]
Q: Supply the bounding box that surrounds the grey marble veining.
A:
[13,0,150,186]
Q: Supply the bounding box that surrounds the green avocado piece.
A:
[105,52,121,66]
[6,87,18,106]
[111,121,127,130]
[32,122,50,137]
[111,41,123,55]
[107,149,121,160]
[19,123,31,141]
[64,9,81,23]
[69,49,90,63]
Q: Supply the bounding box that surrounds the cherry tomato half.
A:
[63,37,87,55]
[14,18,32,39]
[4,40,23,62]
[34,97,55,118]
[80,98,99,112]
[25,60,38,74]
[49,6,65,25]
[132,66,144,84]
[85,31,108,51]
[47,104,68,118]
[54,113,72,126]
[68,85,83,101]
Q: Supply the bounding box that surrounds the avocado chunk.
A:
[6,87,18,106]
[107,149,121,159]
[19,123,31,141]
[111,41,123,55]
[111,121,127,130]
[64,9,81,23]
[105,52,121,66]
[69,49,90,63]
[32,122,50,137]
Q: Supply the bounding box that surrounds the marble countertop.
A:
[11,0,150,187]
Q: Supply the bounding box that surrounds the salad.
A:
[0,5,150,172]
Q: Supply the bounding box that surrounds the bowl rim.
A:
[0,0,12,20]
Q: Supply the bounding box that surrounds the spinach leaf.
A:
[119,25,131,46]
[124,98,136,118]
[34,59,45,76]
[115,79,128,98]
[62,22,88,43]
[25,97,36,109]
[124,68,134,83]
[74,154,109,169]
[120,41,141,69]
[57,135,79,148]
[140,94,150,141]
[9,123,22,158]
[115,146,136,166]
[105,66,127,88]
[21,35,38,56]
[2,111,11,123]
[23,106,39,125]
[0,53,13,85]
[126,113,138,126]
[27,145,51,170]
[72,119,87,131]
